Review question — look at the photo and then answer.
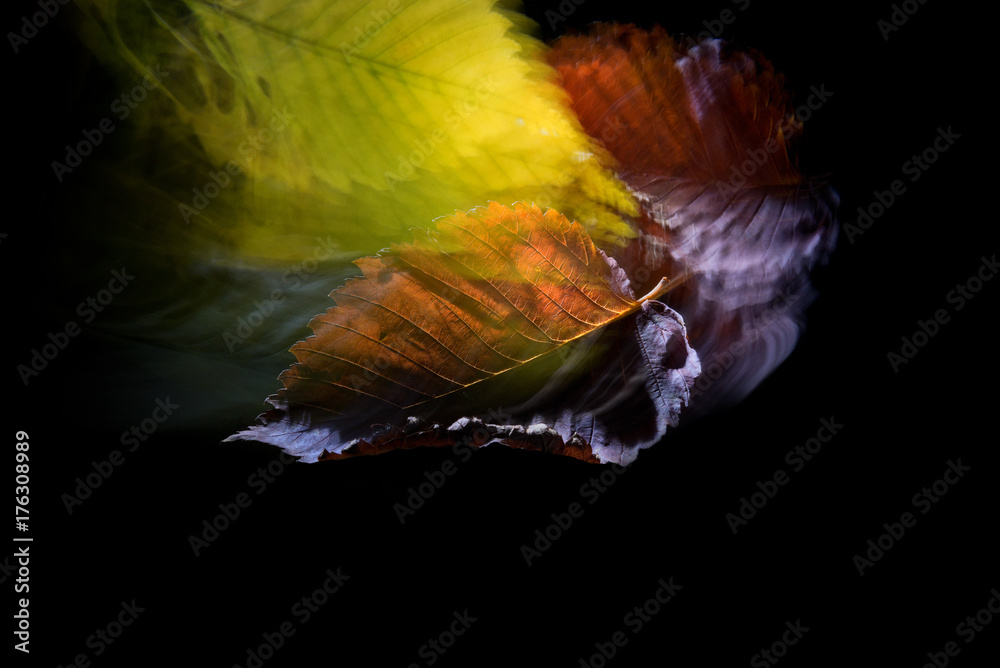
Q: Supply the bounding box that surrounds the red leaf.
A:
[550,25,838,411]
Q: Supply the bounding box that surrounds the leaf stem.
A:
[638,272,689,304]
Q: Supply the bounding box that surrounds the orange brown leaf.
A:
[225,201,699,463]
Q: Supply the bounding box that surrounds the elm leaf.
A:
[225,202,698,463]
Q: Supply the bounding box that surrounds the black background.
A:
[6,1,996,667]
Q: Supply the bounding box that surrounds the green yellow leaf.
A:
[73,0,637,263]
